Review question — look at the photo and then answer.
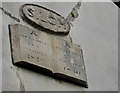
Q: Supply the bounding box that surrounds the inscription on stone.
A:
[9,24,88,88]
[20,4,70,35]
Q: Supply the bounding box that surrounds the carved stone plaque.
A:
[9,24,88,88]
[20,4,70,35]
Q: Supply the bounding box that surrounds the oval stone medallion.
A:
[20,4,70,35]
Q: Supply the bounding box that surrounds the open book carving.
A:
[9,24,88,88]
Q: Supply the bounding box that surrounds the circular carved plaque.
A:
[20,4,70,35]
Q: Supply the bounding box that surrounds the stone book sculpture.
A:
[9,3,88,88]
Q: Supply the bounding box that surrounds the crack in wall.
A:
[0,6,20,22]
[16,67,25,92]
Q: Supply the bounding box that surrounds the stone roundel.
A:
[20,4,70,35]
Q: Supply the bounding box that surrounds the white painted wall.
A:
[1,1,118,91]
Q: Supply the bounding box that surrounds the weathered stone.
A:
[9,24,88,87]
[20,4,70,35]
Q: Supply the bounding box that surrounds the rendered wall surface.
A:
[1,2,118,91]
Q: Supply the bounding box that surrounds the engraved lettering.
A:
[27,8,34,17]
[28,54,30,58]
[21,4,70,35]
[38,10,48,24]
[22,34,28,39]
[30,31,37,36]
[37,57,39,62]
[27,53,44,63]
[31,55,34,59]
[67,67,70,71]
[41,19,47,23]
[74,69,80,75]
[48,12,56,25]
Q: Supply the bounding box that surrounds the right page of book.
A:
[52,37,87,86]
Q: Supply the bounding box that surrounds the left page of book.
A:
[9,24,53,72]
